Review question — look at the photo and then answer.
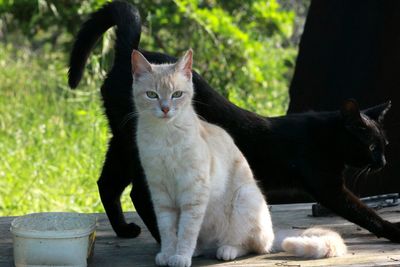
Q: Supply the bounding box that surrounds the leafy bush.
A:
[1,0,304,115]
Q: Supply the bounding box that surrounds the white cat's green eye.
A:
[146,91,158,99]
[172,91,183,98]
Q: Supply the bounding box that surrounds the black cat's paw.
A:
[393,222,400,229]
[381,221,400,243]
[115,223,141,238]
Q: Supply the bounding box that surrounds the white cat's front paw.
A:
[216,245,239,261]
[168,254,192,267]
[155,252,170,266]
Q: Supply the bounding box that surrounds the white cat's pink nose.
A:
[161,106,170,114]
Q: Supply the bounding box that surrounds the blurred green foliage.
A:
[0,0,308,115]
[0,0,309,215]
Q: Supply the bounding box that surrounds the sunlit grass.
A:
[0,44,133,216]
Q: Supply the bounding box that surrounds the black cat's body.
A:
[69,1,400,243]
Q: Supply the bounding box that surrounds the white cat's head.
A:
[131,49,194,121]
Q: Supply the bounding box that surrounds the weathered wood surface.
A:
[1,204,399,266]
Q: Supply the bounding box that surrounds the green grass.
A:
[0,44,134,216]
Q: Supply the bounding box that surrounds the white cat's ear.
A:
[176,49,193,79]
[131,50,152,78]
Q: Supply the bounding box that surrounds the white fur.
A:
[278,227,347,258]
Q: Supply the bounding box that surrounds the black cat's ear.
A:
[379,101,391,123]
[341,99,362,124]
[363,101,391,123]
[131,50,152,79]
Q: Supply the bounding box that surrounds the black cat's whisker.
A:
[350,168,361,190]
[352,166,369,191]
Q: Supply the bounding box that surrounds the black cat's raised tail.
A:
[68,0,141,88]
[67,1,160,241]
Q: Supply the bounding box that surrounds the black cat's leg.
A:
[98,141,141,238]
[130,176,161,243]
[311,184,400,242]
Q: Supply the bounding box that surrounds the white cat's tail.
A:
[275,227,347,258]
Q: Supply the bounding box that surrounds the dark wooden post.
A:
[288,0,400,196]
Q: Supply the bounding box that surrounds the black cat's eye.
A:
[172,91,183,98]
[146,91,158,99]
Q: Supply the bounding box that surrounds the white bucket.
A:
[10,212,97,267]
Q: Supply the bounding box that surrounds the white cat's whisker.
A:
[192,99,210,107]
[119,111,138,128]
[119,108,153,129]
[196,114,207,122]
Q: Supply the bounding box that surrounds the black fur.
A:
[69,1,149,239]
[68,1,400,243]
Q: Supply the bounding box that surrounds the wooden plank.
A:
[0,205,399,266]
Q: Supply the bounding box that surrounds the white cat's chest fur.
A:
[137,111,251,244]
[136,114,218,198]
[136,112,232,208]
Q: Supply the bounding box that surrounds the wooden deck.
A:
[1,203,399,266]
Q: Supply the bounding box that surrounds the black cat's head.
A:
[341,99,391,171]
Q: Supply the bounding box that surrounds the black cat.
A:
[68,1,400,243]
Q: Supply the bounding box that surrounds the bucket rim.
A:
[10,212,96,239]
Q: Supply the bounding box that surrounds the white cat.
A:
[131,49,346,267]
